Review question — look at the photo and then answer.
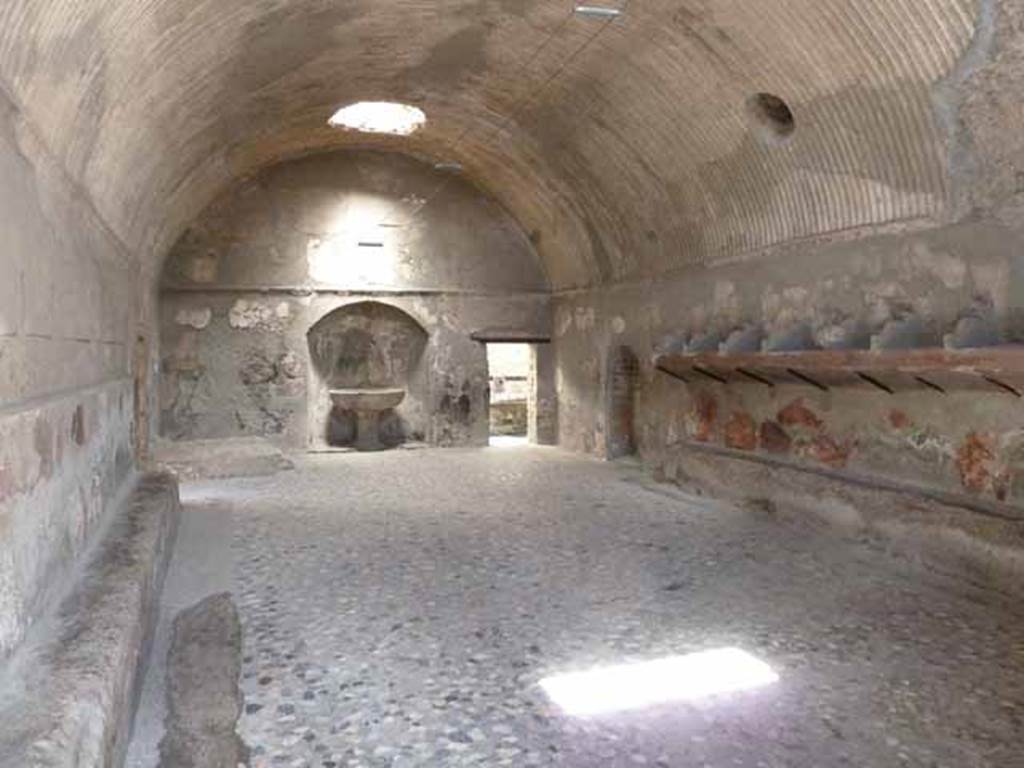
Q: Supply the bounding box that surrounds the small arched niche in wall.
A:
[606,345,640,459]
[307,301,428,450]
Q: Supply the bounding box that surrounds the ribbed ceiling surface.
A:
[0,0,980,289]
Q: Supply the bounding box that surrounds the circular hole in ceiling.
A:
[328,102,426,136]
[746,93,795,143]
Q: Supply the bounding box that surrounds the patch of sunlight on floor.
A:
[540,648,779,717]
[490,435,529,447]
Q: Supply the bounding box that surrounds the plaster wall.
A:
[159,151,550,449]
[529,344,558,446]
[3,0,1024,665]
[554,0,1024,534]
[555,220,1024,492]
[0,0,998,292]
[552,221,1024,584]
[0,87,146,658]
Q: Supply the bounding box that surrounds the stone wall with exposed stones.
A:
[0,87,147,658]
[552,0,1024,533]
[159,151,550,449]
[552,214,1024,581]
[553,218,1024,504]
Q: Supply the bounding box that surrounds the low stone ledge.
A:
[652,442,1024,594]
[153,437,294,481]
[0,472,180,768]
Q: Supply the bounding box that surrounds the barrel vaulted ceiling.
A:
[0,0,981,289]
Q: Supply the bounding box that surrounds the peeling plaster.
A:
[174,308,212,329]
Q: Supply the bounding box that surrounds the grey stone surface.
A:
[154,437,294,482]
[654,442,1024,594]
[0,472,179,768]
[0,0,1014,289]
[158,594,248,768]
[527,344,557,446]
[0,380,137,658]
[552,223,1024,510]
[158,151,552,451]
[125,485,236,768]
[162,152,546,295]
[127,447,1023,768]
[0,80,145,659]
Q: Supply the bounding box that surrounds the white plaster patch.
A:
[689,304,708,331]
[783,286,810,305]
[640,303,661,332]
[555,308,573,337]
[815,324,848,348]
[174,308,212,330]
[574,307,596,332]
[713,281,735,307]
[909,241,967,290]
[611,316,626,334]
[761,288,781,319]
[971,262,1010,316]
[183,250,219,283]
[413,303,438,326]
[229,300,288,330]
[713,281,740,320]
[906,427,955,461]
[863,283,909,326]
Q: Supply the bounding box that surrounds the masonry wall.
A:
[555,219,1024,494]
[552,221,1024,587]
[159,151,550,449]
[555,0,1024,548]
[0,87,145,657]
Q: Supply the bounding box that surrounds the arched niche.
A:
[606,345,640,459]
[308,302,428,388]
[306,301,428,449]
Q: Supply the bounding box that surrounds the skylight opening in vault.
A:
[328,102,426,136]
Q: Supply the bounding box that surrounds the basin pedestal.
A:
[329,388,406,451]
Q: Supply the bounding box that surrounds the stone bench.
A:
[0,473,180,768]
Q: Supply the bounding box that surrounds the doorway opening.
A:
[486,343,530,447]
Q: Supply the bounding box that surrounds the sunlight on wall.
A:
[307,195,403,286]
[540,648,778,716]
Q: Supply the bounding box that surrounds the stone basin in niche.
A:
[329,388,406,451]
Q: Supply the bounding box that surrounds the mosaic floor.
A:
[128,446,1024,768]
